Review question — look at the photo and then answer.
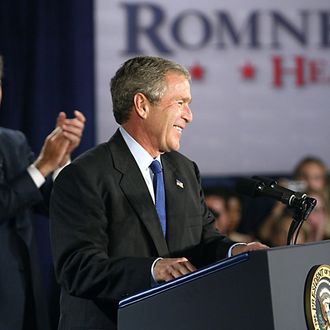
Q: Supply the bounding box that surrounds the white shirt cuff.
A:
[227,243,247,258]
[27,164,46,188]
[151,257,163,283]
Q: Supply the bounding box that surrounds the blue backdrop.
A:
[0,1,95,328]
[0,0,95,152]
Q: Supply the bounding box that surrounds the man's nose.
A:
[183,105,193,123]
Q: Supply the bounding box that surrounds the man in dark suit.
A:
[0,55,85,330]
[50,56,267,329]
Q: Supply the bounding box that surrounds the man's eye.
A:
[177,101,183,106]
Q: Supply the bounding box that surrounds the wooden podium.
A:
[118,240,330,330]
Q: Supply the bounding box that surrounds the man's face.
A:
[298,163,326,193]
[145,72,192,155]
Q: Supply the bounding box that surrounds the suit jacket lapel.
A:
[109,130,169,256]
[162,155,187,252]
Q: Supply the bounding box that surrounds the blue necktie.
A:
[150,160,166,237]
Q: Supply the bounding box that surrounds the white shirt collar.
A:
[119,126,162,171]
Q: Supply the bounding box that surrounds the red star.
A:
[241,62,256,80]
[190,63,205,80]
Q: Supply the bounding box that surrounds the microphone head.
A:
[235,177,262,197]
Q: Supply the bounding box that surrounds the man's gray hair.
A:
[110,56,191,124]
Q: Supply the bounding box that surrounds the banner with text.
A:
[95,0,330,175]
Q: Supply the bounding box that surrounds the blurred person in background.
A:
[268,208,308,247]
[292,157,330,238]
[258,156,330,244]
[0,55,85,330]
[293,156,329,195]
[304,191,328,242]
[204,188,254,242]
[226,192,254,243]
[204,188,230,235]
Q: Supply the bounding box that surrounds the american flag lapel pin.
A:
[176,179,184,189]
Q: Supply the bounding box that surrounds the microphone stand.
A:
[239,176,317,245]
[286,196,317,245]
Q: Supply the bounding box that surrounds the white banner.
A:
[95,0,330,175]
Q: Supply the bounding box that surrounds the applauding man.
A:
[0,55,85,330]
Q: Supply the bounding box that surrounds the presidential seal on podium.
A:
[305,264,330,330]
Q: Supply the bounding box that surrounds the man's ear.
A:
[133,93,149,119]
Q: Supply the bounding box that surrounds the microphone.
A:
[235,177,308,208]
[236,176,317,244]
